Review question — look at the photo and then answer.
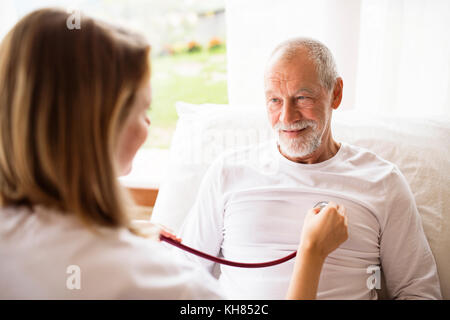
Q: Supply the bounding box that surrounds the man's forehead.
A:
[265,72,304,82]
[264,62,316,81]
[265,86,318,96]
[264,75,320,95]
[264,71,315,87]
[264,61,320,94]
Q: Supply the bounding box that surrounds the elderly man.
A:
[177,37,442,299]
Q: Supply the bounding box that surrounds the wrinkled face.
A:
[116,79,152,176]
[264,51,333,158]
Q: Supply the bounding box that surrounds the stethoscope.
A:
[159,201,330,268]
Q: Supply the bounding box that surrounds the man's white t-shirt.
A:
[0,205,224,299]
[178,140,442,300]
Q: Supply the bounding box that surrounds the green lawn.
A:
[145,47,228,148]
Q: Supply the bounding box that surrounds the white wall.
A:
[0,0,17,41]
[226,0,361,110]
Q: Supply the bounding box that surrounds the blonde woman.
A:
[0,8,348,299]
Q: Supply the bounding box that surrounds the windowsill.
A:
[119,148,169,207]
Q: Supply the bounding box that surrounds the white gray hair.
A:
[269,37,339,91]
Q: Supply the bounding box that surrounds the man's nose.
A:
[279,100,301,124]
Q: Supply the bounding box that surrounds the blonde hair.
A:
[0,8,151,229]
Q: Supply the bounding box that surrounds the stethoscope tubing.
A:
[160,234,297,268]
[160,201,329,268]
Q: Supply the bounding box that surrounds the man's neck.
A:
[278,136,341,165]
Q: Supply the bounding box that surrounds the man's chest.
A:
[221,187,381,263]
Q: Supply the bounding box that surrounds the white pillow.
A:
[151,102,450,299]
[151,102,273,232]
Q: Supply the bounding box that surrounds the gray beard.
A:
[275,121,324,158]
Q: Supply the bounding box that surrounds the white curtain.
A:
[226,0,450,117]
[356,0,450,116]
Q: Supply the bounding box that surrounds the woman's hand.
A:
[299,202,348,260]
[128,220,182,242]
[158,225,182,243]
[286,202,348,300]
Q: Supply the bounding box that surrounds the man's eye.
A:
[297,96,306,100]
[271,98,280,103]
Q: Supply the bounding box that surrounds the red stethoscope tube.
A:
[160,201,328,268]
[159,234,297,268]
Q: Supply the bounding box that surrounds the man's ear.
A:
[331,77,343,110]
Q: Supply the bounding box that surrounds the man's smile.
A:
[281,126,310,138]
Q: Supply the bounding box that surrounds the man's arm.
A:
[380,167,442,299]
[176,158,225,274]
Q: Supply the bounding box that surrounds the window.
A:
[147,3,227,148]
[5,0,228,149]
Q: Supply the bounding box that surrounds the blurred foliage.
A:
[145,45,227,149]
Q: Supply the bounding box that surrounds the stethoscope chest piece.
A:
[314,201,329,210]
